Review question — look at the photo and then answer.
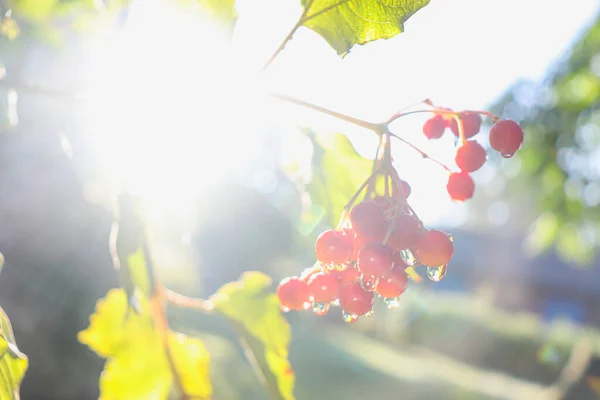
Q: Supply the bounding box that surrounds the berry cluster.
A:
[277,185,453,323]
[422,112,524,202]
[277,103,524,323]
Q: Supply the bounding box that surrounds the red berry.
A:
[423,115,446,139]
[372,196,392,211]
[413,230,454,266]
[489,119,524,158]
[307,272,341,303]
[450,112,482,138]
[336,266,361,285]
[339,283,374,316]
[276,277,310,311]
[357,242,394,278]
[386,214,423,252]
[315,229,353,264]
[376,266,408,298]
[446,172,475,202]
[349,201,387,241]
[300,266,322,282]
[392,252,408,268]
[395,180,411,199]
[351,233,369,261]
[455,140,487,172]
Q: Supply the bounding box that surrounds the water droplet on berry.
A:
[325,263,337,272]
[501,151,514,158]
[331,299,340,307]
[447,234,454,243]
[400,249,420,266]
[364,306,375,317]
[342,312,359,324]
[280,305,291,313]
[384,297,401,309]
[360,274,379,292]
[426,265,447,282]
[0,252,4,272]
[335,264,346,271]
[313,302,330,316]
[302,301,312,310]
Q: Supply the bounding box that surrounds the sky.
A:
[85,0,600,228]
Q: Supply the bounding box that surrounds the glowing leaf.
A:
[212,271,295,400]
[0,307,28,399]
[78,289,212,400]
[197,0,237,30]
[301,0,430,56]
[308,131,372,227]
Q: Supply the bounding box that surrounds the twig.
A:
[269,92,383,132]
[260,0,315,73]
[163,287,214,312]
[386,108,499,125]
[387,131,452,173]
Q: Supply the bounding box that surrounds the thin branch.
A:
[0,80,83,99]
[163,287,214,312]
[260,0,315,73]
[388,132,452,173]
[269,92,383,132]
[386,108,499,125]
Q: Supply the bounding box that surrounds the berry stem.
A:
[386,108,499,125]
[269,92,384,132]
[387,131,452,173]
[342,170,381,214]
[162,286,215,312]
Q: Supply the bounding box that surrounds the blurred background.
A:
[1,0,600,399]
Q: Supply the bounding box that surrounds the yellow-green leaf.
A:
[308,131,372,227]
[302,0,430,56]
[197,0,237,30]
[212,271,295,400]
[78,289,212,400]
[0,307,28,400]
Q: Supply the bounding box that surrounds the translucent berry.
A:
[315,229,353,264]
[307,272,341,303]
[376,266,408,298]
[357,242,394,278]
[339,283,374,316]
[413,230,454,266]
[395,180,412,199]
[351,233,369,261]
[423,115,446,139]
[349,201,387,241]
[386,214,424,252]
[489,119,524,158]
[455,140,487,172]
[276,277,310,311]
[336,265,361,285]
[300,266,322,282]
[446,172,475,202]
[450,112,482,138]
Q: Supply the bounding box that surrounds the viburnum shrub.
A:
[277,103,524,323]
[0,0,528,399]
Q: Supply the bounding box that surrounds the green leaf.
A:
[0,307,28,400]
[211,271,295,400]
[78,289,212,400]
[197,0,237,30]
[301,0,430,56]
[308,131,372,227]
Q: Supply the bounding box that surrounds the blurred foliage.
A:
[301,0,430,57]
[305,130,372,228]
[490,14,600,265]
[212,271,295,400]
[0,307,28,400]
[78,289,212,399]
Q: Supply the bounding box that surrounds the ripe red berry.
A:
[413,230,454,266]
[349,201,388,241]
[395,180,411,199]
[300,266,322,282]
[489,119,524,158]
[339,283,374,316]
[336,266,361,285]
[376,266,408,298]
[386,214,423,252]
[357,242,394,278]
[455,140,487,172]
[450,112,482,138]
[276,277,310,311]
[423,115,446,139]
[351,233,369,261]
[446,172,475,202]
[315,229,353,264]
[307,272,341,303]
[392,252,408,268]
